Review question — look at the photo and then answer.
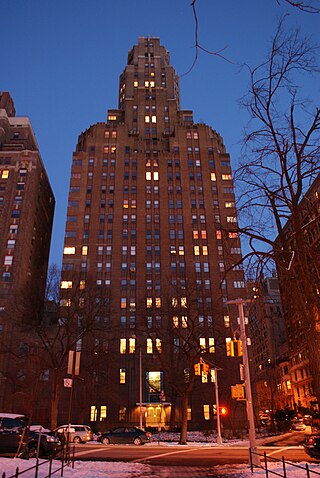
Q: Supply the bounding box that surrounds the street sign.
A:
[231,384,245,399]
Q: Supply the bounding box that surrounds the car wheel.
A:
[73,436,82,444]
[133,437,142,446]
[102,437,110,445]
[28,446,38,458]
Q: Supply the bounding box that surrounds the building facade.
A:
[60,37,248,431]
[0,92,55,411]
[277,174,320,411]
[248,275,292,418]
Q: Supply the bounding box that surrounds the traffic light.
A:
[237,340,243,357]
[202,362,210,374]
[219,406,228,416]
[194,363,201,375]
[226,338,234,357]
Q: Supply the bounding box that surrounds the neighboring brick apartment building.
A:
[277,174,320,411]
[60,37,248,430]
[248,275,292,415]
[0,92,55,411]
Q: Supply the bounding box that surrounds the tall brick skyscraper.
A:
[0,92,55,409]
[60,38,247,430]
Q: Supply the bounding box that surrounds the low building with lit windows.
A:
[59,37,248,431]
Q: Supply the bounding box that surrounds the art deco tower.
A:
[60,37,246,429]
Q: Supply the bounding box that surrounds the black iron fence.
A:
[250,449,320,478]
[1,447,75,478]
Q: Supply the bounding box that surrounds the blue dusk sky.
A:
[1,0,319,266]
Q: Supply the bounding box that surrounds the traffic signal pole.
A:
[228,298,260,467]
[213,367,223,445]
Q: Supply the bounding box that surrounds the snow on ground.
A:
[1,431,319,477]
[0,457,320,478]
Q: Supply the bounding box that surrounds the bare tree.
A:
[182,0,320,76]
[236,18,320,400]
[138,280,230,445]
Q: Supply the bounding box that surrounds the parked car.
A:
[304,433,320,458]
[54,425,93,444]
[291,419,306,431]
[98,427,151,446]
[0,413,61,458]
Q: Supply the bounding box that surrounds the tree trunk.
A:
[51,371,60,429]
[179,393,188,445]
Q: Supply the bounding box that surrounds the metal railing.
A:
[249,449,320,477]
[1,446,75,478]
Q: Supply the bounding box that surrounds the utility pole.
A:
[228,299,260,467]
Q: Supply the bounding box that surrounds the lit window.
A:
[129,338,135,354]
[156,338,162,353]
[133,81,138,87]
[225,202,235,208]
[82,246,88,255]
[203,405,210,420]
[7,239,15,249]
[193,230,199,239]
[120,368,126,384]
[228,232,238,238]
[172,316,179,327]
[153,172,159,180]
[64,246,75,255]
[1,170,9,179]
[182,316,188,328]
[80,280,85,290]
[60,281,72,289]
[120,339,126,354]
[121,298,127,308]
[210,173,216,181]
[222,174,232,180]
[104,131,110,138]
[208,338,215,353]
[100,405,107,420]
[111,131,117,138]
[155,297,161,308]
[145,115,150,123]
[224,315,230,327]
[178,246,184,255]
[181,297,187,308]
[194,246,200,256]
[216,231,222,240]
[150,81,155,87]
[146,171,151,180]
[200,338,206,352]
[147,298,152,308]
[151,116,157,123]
[4,255,13,266]
[147,338,153,354]
[202,246,208,255]
[108,115,117,121]
[90,406,97,421]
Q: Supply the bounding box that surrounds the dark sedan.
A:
[304,434,320,459]
[98,427,151,446]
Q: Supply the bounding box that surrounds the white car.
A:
[54,424,93,443]
[291,419,306,431]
